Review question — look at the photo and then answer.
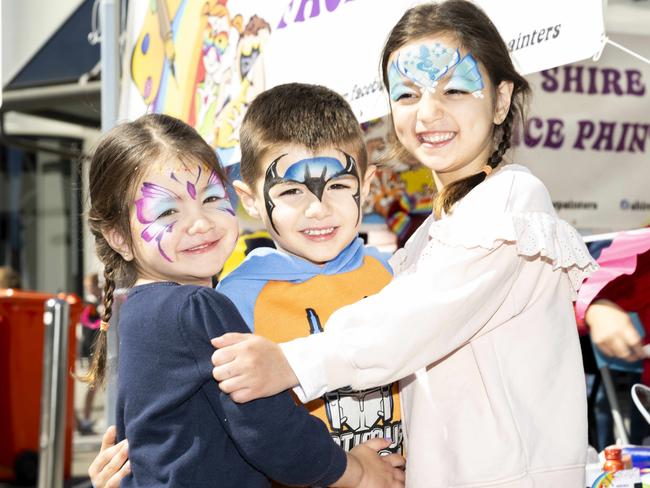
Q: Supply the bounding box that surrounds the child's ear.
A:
[233,180,262,219]
[494,80,514,125]
[360,164,377,200]
[103,228,134,262]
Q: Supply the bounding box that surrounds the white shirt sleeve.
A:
[280,240,522,402]
[281,166,597,403]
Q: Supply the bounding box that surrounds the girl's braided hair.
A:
[81,113,228,388]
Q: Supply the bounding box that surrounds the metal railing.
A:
[37,298,70,488]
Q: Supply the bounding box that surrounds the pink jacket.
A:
[281,165,597,487]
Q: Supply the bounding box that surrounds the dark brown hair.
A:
[82,113,228,388]
[0,266,21,289]
[239,82,368,187]
[380,0,531,217]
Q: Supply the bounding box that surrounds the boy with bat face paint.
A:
[219,83,405,467]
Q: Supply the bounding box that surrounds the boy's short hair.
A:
[239,83,368,187]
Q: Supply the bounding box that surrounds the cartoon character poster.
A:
[119,1,435,244]
[120,0,280,166]
[361,117,435,246]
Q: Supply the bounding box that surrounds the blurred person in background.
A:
[0,266,21,289]
[77,272,102,435]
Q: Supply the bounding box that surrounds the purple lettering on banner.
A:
[616,123,631,152]
[574,120,595,149]
[593,121,616,151]
[588,67,599,94]
[295,0,320,22]
[325,0,341,11]
[563,66,584,93]
[277,0,294,29]
[544,119,565,148]
[277,0,354,29]
[524,117,543,147]
[629,124,649,153]
[627,70,646,96]
[540,68,559,93]
[601,68,624,95]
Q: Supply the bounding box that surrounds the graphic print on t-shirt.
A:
[254,256,403,454]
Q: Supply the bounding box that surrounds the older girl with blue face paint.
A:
[211,1,598,486]
[83,113,404,488]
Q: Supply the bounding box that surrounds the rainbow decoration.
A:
[591,471,615,488]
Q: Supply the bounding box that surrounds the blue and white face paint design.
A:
[389,42,484,99]
[263,153,360,235]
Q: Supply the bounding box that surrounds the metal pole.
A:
[38,298,70,488]
[599,366,631,445]
[100,0,120,132]
[100,0,121,426]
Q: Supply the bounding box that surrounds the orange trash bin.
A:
[0,289,81,483]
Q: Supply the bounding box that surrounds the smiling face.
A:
[388,34,511,187]
[237,144,373,265]
[127,158,238,286]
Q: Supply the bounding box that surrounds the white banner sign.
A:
[119,0,605,167]
[514,33,650,233]
[264,0,605,122]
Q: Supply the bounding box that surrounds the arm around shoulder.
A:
[181,289,349,487]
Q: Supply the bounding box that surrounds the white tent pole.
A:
[100,0,121,426]
[100,0,120,132]
[605,38,650,66]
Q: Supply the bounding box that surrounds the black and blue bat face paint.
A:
[263,152,361,235]
[134,164,233,262]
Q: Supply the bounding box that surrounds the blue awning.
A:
[6,0,100,90]
[2,0,102,127]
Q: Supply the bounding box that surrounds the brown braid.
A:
[79,261,117,388]
[101,265,116,324]
[433,107,515,219]
[488,110,514,168]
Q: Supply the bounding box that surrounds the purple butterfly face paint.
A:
[134,164,234,263]
[205,170,235,216]
[135,182,179,262]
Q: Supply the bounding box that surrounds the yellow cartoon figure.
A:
[130,0,183,106]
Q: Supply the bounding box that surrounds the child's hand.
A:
[88,426,131,488]
[333,438,405,488]
[211,333,299,402]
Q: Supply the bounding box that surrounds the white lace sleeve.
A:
[426,211,598,297]
[281,166,598,402]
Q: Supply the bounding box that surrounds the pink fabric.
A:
[80,304,100,330]
[575,228,650,323]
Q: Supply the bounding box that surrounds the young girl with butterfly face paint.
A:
[82,113,405,488]
[211,1,598,486]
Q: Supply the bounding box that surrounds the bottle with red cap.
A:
[603,446,625,473]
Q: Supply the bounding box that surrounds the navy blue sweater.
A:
[115,282,346,487]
